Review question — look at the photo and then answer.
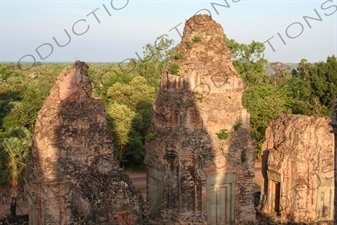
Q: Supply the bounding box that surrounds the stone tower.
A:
[25,61,148,225]
[144,14,256,225]
[263,114,334,223]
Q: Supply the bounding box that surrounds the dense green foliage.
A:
[225,35,337,157]
[0,63,64,198]
[105,76,156,168]
[225,35,268,86]
[1,35,337,193]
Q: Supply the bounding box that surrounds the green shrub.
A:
[170,63,180,75]
[148,132,157,141]
[192,36,201,43]
[234,122,242,131]
[174,53,183,60]
[186,41,192,49]
[193,92,204,103]
[216,129,231,140]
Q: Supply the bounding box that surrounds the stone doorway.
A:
[206,172,236,225]
[147,168,163,218]
[273,181,280,216]
[316,177,334,221]
[267,170,281,216]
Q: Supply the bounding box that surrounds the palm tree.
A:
[0,134,31,217]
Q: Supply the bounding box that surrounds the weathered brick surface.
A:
[330,98,337,225]
[262,114,334,223]
[25,61,148,225]
[145,14,256,225]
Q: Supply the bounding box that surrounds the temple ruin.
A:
[144,14,256,225]
[25,61,148,225]
[262,114,334,223]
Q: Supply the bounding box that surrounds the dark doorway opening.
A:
[274,181,280,216]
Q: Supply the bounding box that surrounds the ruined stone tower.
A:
[25,61,148,225]
[144,14,256,225]
[262,114,334,223]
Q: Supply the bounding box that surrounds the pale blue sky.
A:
[0,0,336,64]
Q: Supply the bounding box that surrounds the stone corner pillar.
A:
[330,98,337,225]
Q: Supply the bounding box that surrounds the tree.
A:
[105,76,156,168]
[88,64,120,100]
[135,36,175,89]
[242,83,291,157]
[106,102,137,164]
[282,77,313,115]
[0,127,31,217]
[297,58,312,79]
[225,35,268,86]
[270,62,289,86]
[107,76,156,110]
[306,56,337,115]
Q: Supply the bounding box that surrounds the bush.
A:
[216,129,231,140]
[148,132,157,141]
[170,64,180,75]
[234,122,242,131]
[174,53,183,60]
[193,92,204,103]
[192,36,201,43]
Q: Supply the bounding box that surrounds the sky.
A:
[0,0,336,64]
